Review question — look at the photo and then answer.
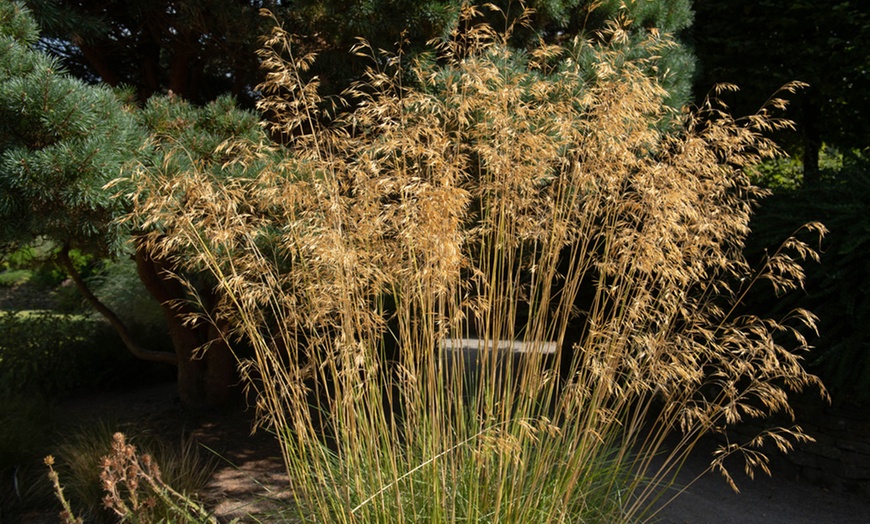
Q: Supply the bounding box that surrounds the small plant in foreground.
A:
[48,420,216,523]
[128,5,826,523]
[45,454,84,524]
[98,432,215,523]
[48,431,216,524]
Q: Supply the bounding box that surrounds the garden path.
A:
[53,381,870,523]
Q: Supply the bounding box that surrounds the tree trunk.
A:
[163,305,237,409]
[134,239,238,409]
[71,39,122,87]
[168,30,201,100]
[802,92,822,187]
[139,39,162,101]
[57,245,177,366]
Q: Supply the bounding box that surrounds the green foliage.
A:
[0,0,38,44]
[1,242,41,268]
[748,156,804,191]
[747,151,870,403]
[0,241,94,291]
[137,93,265,171]
[0,268,28,286]
[749,145,850,191]
[584,0,695,105]
[0,0,145,258]
[0,310,143,396]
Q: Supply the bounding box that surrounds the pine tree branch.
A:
[56,244,178,366]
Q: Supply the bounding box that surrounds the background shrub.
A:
[0,268,29,287]
[747,150,870,404]
[0,310,171,397]
[0,311,106,396]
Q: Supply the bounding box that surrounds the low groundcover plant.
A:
[128,6,826,523]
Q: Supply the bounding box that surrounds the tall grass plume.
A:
[128,5,826,522]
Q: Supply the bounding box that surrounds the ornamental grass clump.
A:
[128,6,825,522]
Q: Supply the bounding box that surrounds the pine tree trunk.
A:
[135,240,237,408]
[163,307,237,409]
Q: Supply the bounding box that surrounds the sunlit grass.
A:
[128,5,826,523]
[0,269,32,287]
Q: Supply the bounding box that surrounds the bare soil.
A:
[46,381,870,523]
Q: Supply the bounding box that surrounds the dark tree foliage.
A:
[693,1,870,186]
[1,0,271,407]
[25,0,696,106]
[746,154,870,404]
[695,1,870,403]
[25,0,277,104]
